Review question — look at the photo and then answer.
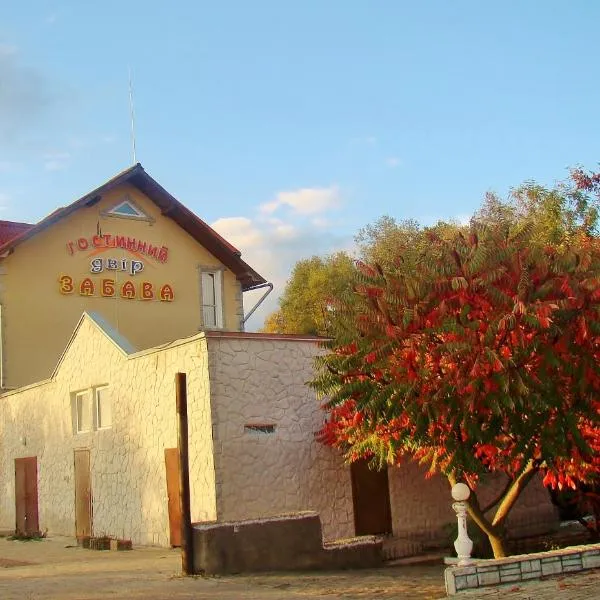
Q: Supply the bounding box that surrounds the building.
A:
[0,163,266,390]
[0,166,558,550]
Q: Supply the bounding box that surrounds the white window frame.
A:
[74,391,93,434]
[95,386,112,430]
[199,267,224,329]
[72,386,111,435]
[101,195,154,222]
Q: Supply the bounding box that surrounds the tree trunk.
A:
[488,532,507,559]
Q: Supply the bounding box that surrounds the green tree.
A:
[262,252,356,335]
[474,170,600,248]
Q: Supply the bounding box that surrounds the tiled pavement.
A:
[0,535,598,599]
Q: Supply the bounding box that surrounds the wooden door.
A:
[164,448,181,547]
[74,450,92,539]
[350,459,393,536]
[15,457,39,536]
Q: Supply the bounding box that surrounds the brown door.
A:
[74,450,92,539]
[350,459,393,536]
[164,448,181,547]
[15,457,39,536]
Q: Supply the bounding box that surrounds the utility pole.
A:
[176,372,194,574]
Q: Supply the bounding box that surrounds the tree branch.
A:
[491,460,539,529]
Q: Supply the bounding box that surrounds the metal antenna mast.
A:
[128,67,137,164]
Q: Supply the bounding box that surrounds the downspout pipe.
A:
[242,282,274,326]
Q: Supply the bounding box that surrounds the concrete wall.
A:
[193,512,382,575]
[206,333,356,542]
[0,183,244,389]
[0,314,217,546]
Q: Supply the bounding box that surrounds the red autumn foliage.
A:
[312,219,600,556]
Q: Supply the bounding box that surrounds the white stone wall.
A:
[0,319,558,548]
[0,314,217,546]
[388,461,558,542]
[206,335,355,542]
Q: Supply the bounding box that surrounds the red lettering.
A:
[77,237,89,250]
[92,235,104,247]
[59,275,74,294]
[157,246,169,262]
[126,237,137,251]
[121,281,136,299]
[66,242,75,255]
[140,281,154,300]
[103,234,114,247]
[159,284,174,302]
[136,241,147,254]
[116,236,127,249]
[147,245,159,259]
[79,278,95,296]
[101,279,115,297]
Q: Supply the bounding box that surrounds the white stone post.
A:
[451,482,473,566]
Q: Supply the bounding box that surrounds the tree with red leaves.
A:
[312,209,600,557]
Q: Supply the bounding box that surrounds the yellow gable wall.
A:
[0,184,244,389]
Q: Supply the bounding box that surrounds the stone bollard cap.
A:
[451,482,471,501]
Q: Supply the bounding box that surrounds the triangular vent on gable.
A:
[103,197,153,221]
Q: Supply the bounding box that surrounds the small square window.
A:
[96,387,112,429]
[75,391,92,434]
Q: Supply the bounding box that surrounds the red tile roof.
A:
[0,220,34,245]
[0,164,266,290]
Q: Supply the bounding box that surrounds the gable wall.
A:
[0,316,217,546]
[0,183,243,389]
[206,336,356,541]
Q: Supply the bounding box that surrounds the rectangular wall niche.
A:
[244,424,276,435]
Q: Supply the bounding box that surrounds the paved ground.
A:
[0,535,598,599]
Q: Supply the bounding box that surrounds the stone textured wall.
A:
[206,334,355,542]
[388,461,558,542]
[0,318,559,549]
[0,314,217,546]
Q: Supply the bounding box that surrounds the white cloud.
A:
[311,217,330,228]
[260,185,340,216]
[453,214,472,226]
[386,156,401,168]
[211,210,349,331]
[211,216,265,250]
[43,151,70,171]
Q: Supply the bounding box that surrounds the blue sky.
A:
[1,1,599,327]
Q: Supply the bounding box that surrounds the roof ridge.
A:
[0,164,266,290]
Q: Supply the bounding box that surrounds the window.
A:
[75,391,93,433]
[200,269,223,328]
[72,386,111,434]
[244,424,276,435]
[96,386,112,429]
[102,195,152,221]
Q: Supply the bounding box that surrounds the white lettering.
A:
[90,257,146,276]
[90,258,104,274]
[130,260,144,275]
